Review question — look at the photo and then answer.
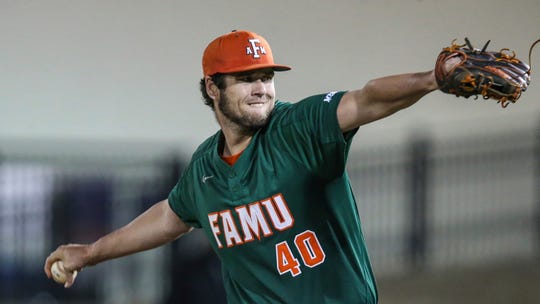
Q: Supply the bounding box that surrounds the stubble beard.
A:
[218,92,273,133]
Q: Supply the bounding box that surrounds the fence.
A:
[0,125,539,303]
[349,128,540,276]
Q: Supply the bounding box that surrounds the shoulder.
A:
[276,91,346,112]
[269,92,347,125]
[175,131,219,190]
[188,131,220,165]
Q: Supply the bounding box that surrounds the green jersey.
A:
[168,91,377,303]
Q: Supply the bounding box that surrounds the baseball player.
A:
[45,30,529,303]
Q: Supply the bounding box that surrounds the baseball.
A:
[51,261,68,284]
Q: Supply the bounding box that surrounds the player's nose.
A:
[251,80,267,97]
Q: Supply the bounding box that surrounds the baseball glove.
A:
[435,38,539,108]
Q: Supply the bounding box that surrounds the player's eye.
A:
[260,74,274,82]
[234,75,253,82]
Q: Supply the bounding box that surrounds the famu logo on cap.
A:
[202,30,291,76]
[246,38,266,58]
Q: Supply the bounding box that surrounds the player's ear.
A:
[205,76,219,100]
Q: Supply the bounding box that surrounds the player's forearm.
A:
[86,200,189,266]
[339,71,438,131]
[361,70,438,112]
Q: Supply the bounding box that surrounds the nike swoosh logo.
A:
[202,175,214,183]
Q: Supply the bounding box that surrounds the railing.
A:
[348,128,539,276]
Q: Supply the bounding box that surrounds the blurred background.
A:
[1,0,540,303]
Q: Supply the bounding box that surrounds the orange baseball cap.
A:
[202,30,291,76]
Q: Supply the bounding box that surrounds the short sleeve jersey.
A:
[168,91,378,304]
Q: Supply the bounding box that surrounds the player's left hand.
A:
[435,38,539,108]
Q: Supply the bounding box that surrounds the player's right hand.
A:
[44,244,90,288]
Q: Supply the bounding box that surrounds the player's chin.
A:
[242,111,271,129]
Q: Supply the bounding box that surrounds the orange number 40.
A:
[275,230,326,277]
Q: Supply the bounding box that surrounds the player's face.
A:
[217,69,276,131]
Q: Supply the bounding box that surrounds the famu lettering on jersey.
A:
[208,193,294,248]
[208,192,327,277]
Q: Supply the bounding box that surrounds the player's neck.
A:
[219,128,252,157]
[216,113,256,156]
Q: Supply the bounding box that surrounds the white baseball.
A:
[51,260,68,284]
